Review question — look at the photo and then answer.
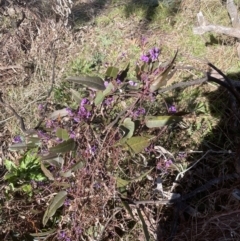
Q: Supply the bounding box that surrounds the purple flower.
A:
[69,132,76,139]
[59,231,66,239]
[168,105,176,113]
[86,145,97,156]
[149,47,160,61]
[140,55,150,63]
[38,104,44,111]
[38,130,50,140]
[116,78,122,84]
[80,98,90,107]
[104,81,109,87]
[103,96,114,106]
[156,159,173,171]
[46,119,54,128]
[13,135,22,143]
[132,107,146,118]
[66,107,74,117]
[165,159,173,168]
[64,198,71,206]
[128,80,138,86]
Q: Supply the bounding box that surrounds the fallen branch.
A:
[193,1,240,38]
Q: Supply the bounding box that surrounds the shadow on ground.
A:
[156,72,240,241]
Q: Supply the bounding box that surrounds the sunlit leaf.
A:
[49,139,76,154]
[145,116,182,128]
[4,159,17,172]
[116,177,130,188]
[60,170,72,178]
[70,88,81,104]
[103,82,114,96]
[40,154,64,168]
[105,66,119,79]
[42,191,67,226]
[8,141,38,151]
[122,118,135,139]
[56,128,69,141]
[40,162,54,181]
[66,75,105,91]
[137,208,150,241]
[94,91,105,105]
[149,50,178,92]
[49,108,69,120]
[71,160,85,171]
[30,229,56,237]
[126,136,151,154]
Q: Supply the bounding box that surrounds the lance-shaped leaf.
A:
[94,91,105,105]
[120,197,136,220]
[137,208,150,241]
[145,115,183,128]
[42,191,67,226]
[49,139,76,154]
[126,136,152,154]
[41,155,64,168]
[30,229,56,238]
[8,141,38,151]
[149,50,178,92]
[56,128,69,141]
[66,75,106,91]
[70,88,81,104]
[105,66,119,79]
[40,162,54,181]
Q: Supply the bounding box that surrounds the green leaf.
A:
[121,198,135,220]
[94,91,105,105]
[70,88,81,104]
[137,208,150,241]
[42,191,67,226]
[103,82,114,96]
[116,177,130,188]
[145,116,183,128]
[41,154,64,168]
[66,75,106,91]
[126,136,151,154]
[4,159,17,172]
[21,184,32,195]
[49,139,76,154]
[105,66,119,79]
[40,162,54,181]
[30,229,56,237]
[71,160,85,171]
[56,128,69,141]
[8,142,27,151]
[122,118,135,139]
[60,170,72,178]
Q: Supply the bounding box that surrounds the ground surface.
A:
[1,0,240,240]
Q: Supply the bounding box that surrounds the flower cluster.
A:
[140,47,160,63]
[66,98,91,122]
